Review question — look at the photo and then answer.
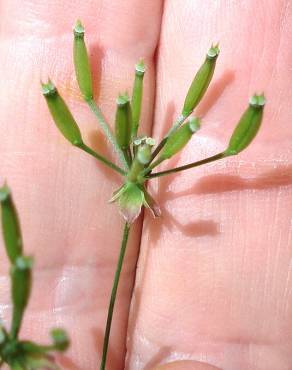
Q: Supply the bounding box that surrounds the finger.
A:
[0,1,163,369]
[127,1,292,369]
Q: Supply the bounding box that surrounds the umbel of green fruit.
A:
[0,185,69,369]
[42,21,266,227]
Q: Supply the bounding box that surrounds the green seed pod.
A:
[0,185,23,264]
[73,20,93,101]
[160,117,201,160]
[42,81,83,146]
[131,60,146,137]
[50,329,70,352]
[182,44,219,117]
[225,94,266,156]
[115,93,132,150]
[10,256,33,339]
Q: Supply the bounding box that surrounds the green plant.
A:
[41,21,265,370]
[0,185,69,369]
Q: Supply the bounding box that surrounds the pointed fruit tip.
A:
[116,93,130,106]
[249,93,266,108]
[74,19,85,35]
[0,184,10,202]
[145,137,156,146]
[41,80,56,96]
[207,43,220,59]
[135,59,146,75]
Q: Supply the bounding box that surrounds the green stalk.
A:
[87,99,129,170]
[77,143,126,176]
[100,222,130,370]
[147,152,226,178]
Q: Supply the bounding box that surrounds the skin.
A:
[0,1,291,370]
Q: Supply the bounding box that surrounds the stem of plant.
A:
[77,143,126,176]
[122,149,132,167]
[147,152,226,179]
[100,222,130,370]
[10,310,22,340]
[87,99,129,170]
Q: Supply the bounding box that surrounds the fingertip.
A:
[151,360,222,370]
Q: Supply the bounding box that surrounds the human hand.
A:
[0,1,291,370]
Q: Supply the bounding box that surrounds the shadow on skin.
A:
[146,205,219,248]
[146,164,292,246]
[146,152,220,247]
[164,164,292,200]
[195,69,235,117]
[143,68,237,244]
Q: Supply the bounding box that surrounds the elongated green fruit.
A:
[115,93,132,150]
[73,20,93,101]
[0,185,23,264]
[131,60,146,137]
[10,256,33,339]
[225,94,266,156]
[42,81,83,146]
[182,44,219,117]
[160,117,201,160]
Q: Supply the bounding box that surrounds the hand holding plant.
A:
[0,1,291,370]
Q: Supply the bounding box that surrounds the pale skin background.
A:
[0,1,291,369]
